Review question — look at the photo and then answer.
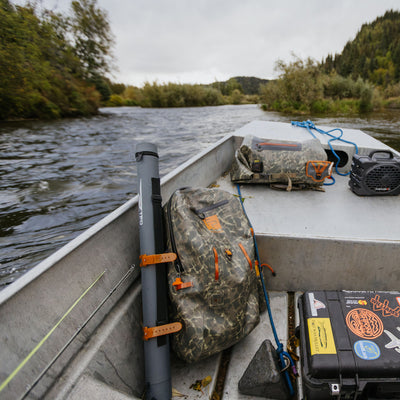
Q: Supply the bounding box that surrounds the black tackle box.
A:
[299,291,400,399]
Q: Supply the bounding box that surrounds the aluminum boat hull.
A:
[1,121,399,399]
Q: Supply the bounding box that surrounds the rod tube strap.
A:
[140,253,177,267]
[135,150,159,161]
[143,322,182,341]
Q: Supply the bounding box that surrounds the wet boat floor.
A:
[171,292,302,400]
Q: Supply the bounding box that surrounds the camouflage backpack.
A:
[230,135,333,189]
[164,187,260,363]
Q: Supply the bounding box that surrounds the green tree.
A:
[229,89,244,104]
[110,82,126,95]
[0,0,110,119]
[271,56,323,110]
[0,0,58,118]
[212,78,242,96]
[89,75,111,101]
[70,0,114,79]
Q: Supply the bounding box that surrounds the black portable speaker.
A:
[349,150,400,196]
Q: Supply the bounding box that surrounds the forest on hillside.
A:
[260,10,400,114]
[322,10,400,85]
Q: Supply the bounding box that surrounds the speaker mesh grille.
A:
[365,165,400,192]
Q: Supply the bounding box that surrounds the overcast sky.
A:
[21,0,400,86]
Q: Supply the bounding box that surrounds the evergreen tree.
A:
[322,10,400,87]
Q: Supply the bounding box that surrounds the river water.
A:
[1,104,400,287]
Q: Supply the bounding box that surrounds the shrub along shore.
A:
[258,57,400,114]
[106,80,259,108]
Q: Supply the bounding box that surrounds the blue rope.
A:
[324,175,336,186]
[291,120,359,177]
[236,184,295,396]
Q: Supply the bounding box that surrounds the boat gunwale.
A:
[257,231,400,244]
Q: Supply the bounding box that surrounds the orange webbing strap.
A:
[213,247,219,280]
[172,277,193,290]
[238,243,253,269]
[143,322,182,341]
[140,252,177,267]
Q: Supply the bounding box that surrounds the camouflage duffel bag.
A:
[230,135,333,189]
[164,187,260,363]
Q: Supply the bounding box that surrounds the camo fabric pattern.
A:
[230,135,328,187]
[164,187,260,363]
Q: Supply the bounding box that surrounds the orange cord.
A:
[261,263,276,276]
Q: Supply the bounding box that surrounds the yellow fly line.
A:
[0,270,106,393]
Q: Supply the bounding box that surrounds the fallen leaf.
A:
[172,387,187,398]
[201,375,212,388]
[190,380,203,392]
[190,375,213,394]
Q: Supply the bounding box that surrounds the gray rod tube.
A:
[136,142,171,399]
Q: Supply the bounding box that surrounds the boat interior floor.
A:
[66,291,300,400]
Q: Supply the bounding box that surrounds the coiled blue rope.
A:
[291,120,358,177]
[237,184,295,396]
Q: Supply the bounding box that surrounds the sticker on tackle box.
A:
[354,340,381,360]
[308,292,326,316]
[307,318,337,355]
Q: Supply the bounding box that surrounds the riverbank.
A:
[106,77,400,116]
[260,96,400,115]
